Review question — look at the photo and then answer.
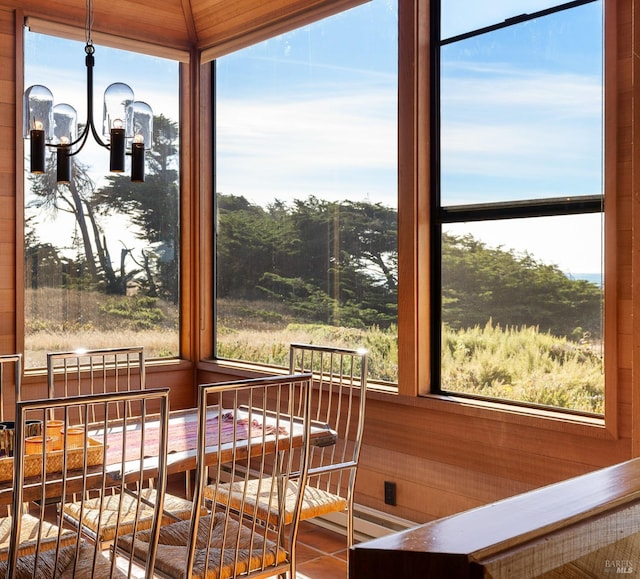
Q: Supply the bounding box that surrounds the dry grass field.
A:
[24,288,179,368]
[24,290,602,413]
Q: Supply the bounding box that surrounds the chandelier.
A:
[23,0,153,183]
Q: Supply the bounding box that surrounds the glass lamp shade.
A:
[53,104,78,145]
[133,101,153,147]
[102,82,134,139]
[23,84,53,140]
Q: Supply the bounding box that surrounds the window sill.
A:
[200,359,610,440]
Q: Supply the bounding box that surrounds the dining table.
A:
[0,405,337,507]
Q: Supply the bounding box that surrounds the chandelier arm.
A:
[64,125,91,158]
[44,120,89,155]
[85,46,109,150]
[88,121,109,150]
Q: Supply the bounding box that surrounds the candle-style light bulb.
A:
[109,117,126,173]
[131,133,145,182]
[30,120,46,174]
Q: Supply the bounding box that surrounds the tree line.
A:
[25,115,180,305]
[24,119,602,343]
[216,193,602,341]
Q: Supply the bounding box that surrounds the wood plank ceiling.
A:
[1,0,365,55]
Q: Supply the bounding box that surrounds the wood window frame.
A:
[15,13,195,370]
[396,0,618,438]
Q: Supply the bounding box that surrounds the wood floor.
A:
[295,521,348,578]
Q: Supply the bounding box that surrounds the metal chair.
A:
[212,344,368,552]
[2,387,171,578]
[0,353,62,562]
[288,344,368,548]
[117,373,313,579]
[49,347,192,548]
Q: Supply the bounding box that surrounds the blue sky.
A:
[441,1,602,204]
[23,0,603,275]
[215,0,398,208]
[24,32,179,125]
[440,0,603,275]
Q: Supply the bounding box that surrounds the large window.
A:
[214,0,398,382]
[23,28,181,369]
[434,1,604,413]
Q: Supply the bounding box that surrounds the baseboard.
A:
[307,504,416,543]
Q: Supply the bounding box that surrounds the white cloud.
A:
[446,213,604,274]
[216,89,397,205]
[440,66,602,191]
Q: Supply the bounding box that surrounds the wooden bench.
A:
[349,458,640,577]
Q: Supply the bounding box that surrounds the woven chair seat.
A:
[118,511,288,579]
[62,488,193,543]
[0,540,126,578]
[0,514,76,561]
[209,478,347,526]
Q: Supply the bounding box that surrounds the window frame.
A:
[432,1,605,401]
[199,0,619,440]
[19,17,189,370]
[208,1,400,380]
[391,0,617,434]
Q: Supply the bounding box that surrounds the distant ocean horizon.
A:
[566,272,603,286]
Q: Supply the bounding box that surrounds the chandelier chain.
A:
[85,0,93,47]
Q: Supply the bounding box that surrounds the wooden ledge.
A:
[350,458,640,577]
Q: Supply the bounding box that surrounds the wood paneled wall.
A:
[352,0,639,525]
[0,0,638,527]
[0,8,16,356]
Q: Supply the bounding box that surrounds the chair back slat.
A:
[46,347,145,425]
[5,387,170,578]
[289,343,368,495]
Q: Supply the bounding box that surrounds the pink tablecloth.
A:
[103,411,286,465]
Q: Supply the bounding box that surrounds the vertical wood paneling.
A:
[349,0,637,523]
[195,0,640,525]
[629,0,640,454]
[0,0,638,527]
[0,8,15,358]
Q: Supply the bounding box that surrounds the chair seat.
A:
[0,513,76,561]
[0,540,126,578]
[118,511,289,578]
[208,478,348,526]
[62,488,193,543]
